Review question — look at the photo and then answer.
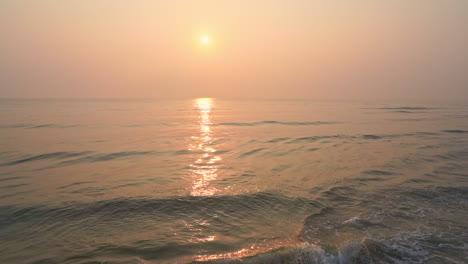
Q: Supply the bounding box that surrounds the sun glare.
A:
[200,35,210,45]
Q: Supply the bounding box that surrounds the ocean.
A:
[0,98,467,264]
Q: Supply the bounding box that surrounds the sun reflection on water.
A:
[189,98,221,196]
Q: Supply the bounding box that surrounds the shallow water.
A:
[0,98,467,264]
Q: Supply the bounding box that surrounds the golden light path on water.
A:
[189,98,221,196]
[186,98,297,262]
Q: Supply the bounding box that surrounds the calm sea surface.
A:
[0,99,467,264]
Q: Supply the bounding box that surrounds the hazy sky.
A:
[1,0,467,100]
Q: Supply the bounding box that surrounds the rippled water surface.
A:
[0,99,467,264]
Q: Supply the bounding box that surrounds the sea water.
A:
[0,98,467,263]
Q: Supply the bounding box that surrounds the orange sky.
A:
[1,0,467,101]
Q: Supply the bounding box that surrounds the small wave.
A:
[267,137,291,143]
[1,150,169,168]
[441,129,468,133]
[214,121,338,127]
[391,110,416,113]
[239,148,266,157]
[0,183,29,189]
[352,177,385,182]
[194,237,434,264]
[0,151,92,166]
[202,234,467,264]
[362,170,397,176]
[291,135,345,143]
[362,132,438,140]
[81,241,239,263]
[0,124,78,129]
[388,118,427,121]
[403,186,468,201]
[367,107,435,110]
[58,181,96,189]
[125,123,176,127]
[2,191,322,227]
[58,151,160,166]
[361,135,381,139]
[0,176,26,182]
[194,243,360,264]
[284,132,438,144]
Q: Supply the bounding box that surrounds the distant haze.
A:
[1,0,467,101]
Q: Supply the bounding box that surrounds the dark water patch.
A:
[381,132,439,139]
[0,176,26,182]
[434,150,468,161]
[211,138,230,145]
[419,145,436,149]
[213,150,230,155]
[239,148,266,157]
[362,170,397,176]
[397,186,468,208]
[353,177,385,182]
[0,190,33,200]
[390,110,419,113]
[433,170,468,177]
[175,150,204,155]
[58,151,160,166]
[214,121,338,127]
[1,151,92,166]
[441,129,468,133]
[0,124,78,129]
[70,186,107,196]
[30,124,57,129]
[58,181,96,189]
[404,178,433,183]
[0,183,29,189]
[422,186,468,198]
[367,107,435,110]
[308,187,323,194]
[413,132,439,136]
[111,182,146,189]
[362,135,381,139]
[266,137,291,143]
[420,157,437,163]
[267,148,300,157]
[291,135,344,143]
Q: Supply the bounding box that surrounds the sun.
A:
[200,35,210,45]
